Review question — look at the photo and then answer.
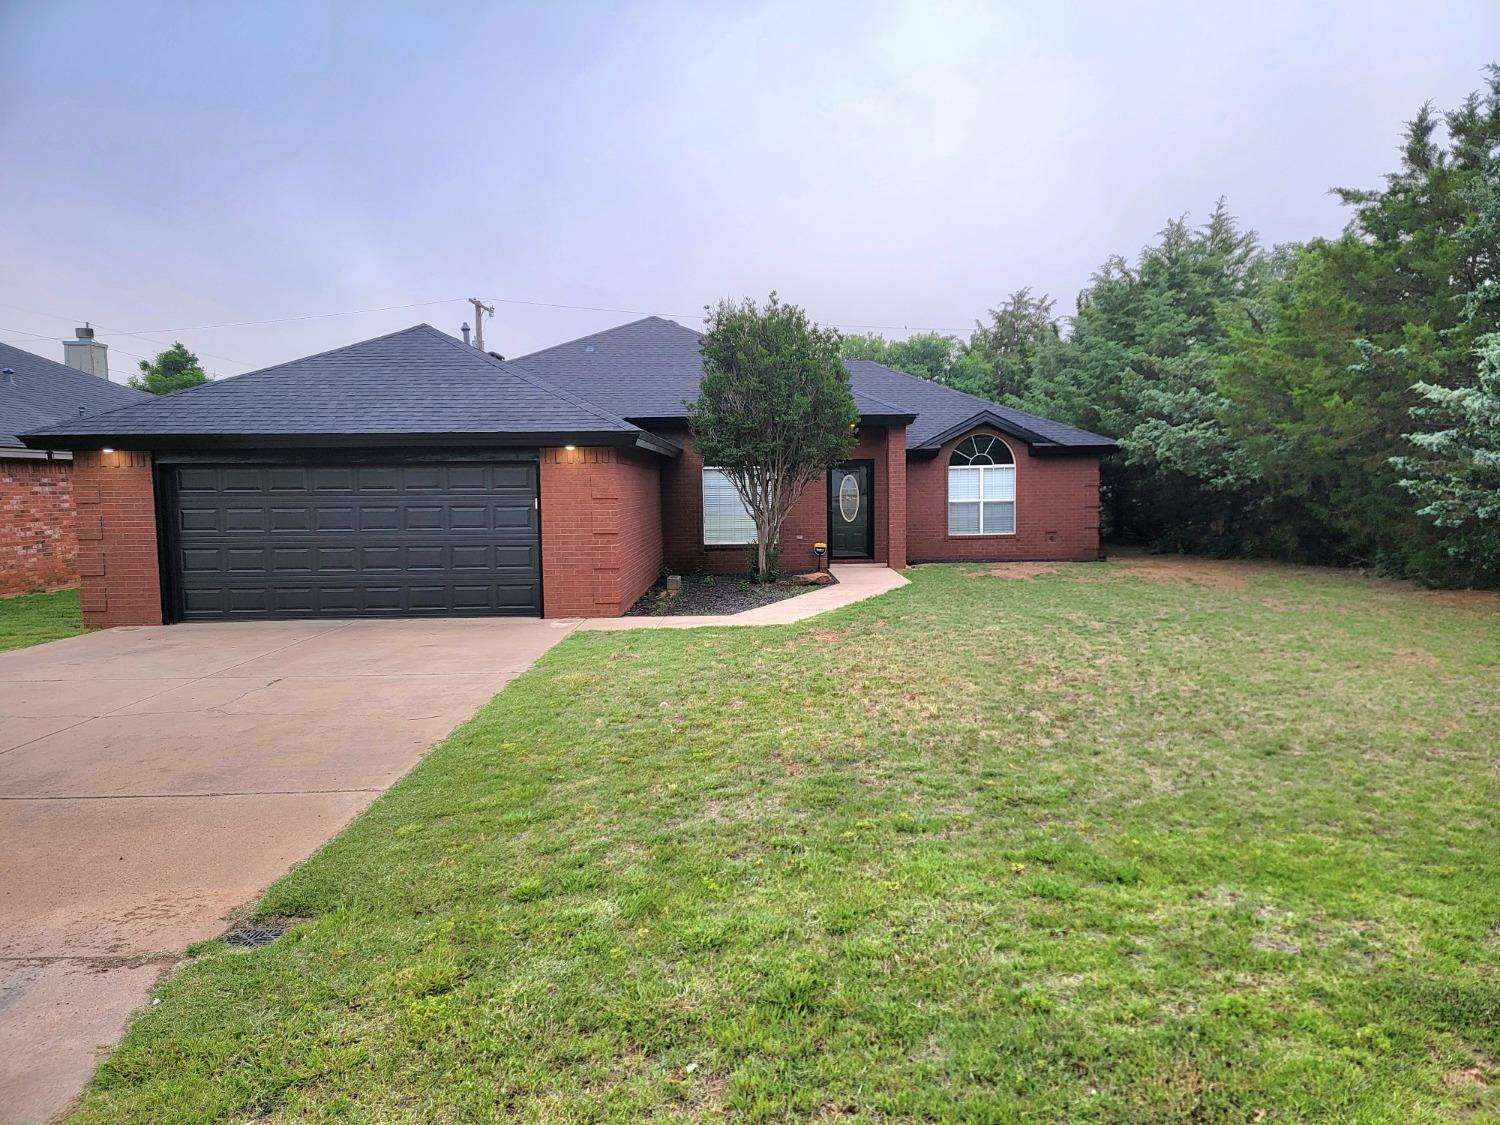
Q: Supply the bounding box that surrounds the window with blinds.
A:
[947,434,1017,535]
[702,468,757,545]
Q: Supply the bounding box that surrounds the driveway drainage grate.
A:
[225,925,286,949]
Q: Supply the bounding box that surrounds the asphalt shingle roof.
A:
[20,316,1114,454]
[0,342,148,449]
[841,359,1115,450]
[24,325,643,442]
[512,316,1115,451]
[507,316,912,421]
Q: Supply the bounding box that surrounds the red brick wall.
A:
[906,425,1101,563]
[1,459,78,596]
[540,446,663,617]
[72,450,163,627]
[660,425,903,576]
[885,424,908,569]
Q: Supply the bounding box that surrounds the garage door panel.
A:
[268,467,309,491]
[273,547,314,573]
[449,505,488,530]
[226,548,268,573]
[270,507,312,532]
[178,507,219,533]
[359,467,402,490]
[224,507,267,532]
[171,460,540,620]
[181,547,220,573]
[359,506,401,531]
[448,466,488,490]
[492,505,532,529]
[404,506,444,531]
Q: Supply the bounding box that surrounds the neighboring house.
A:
[23,317,1114,625]
[1,332,147,596]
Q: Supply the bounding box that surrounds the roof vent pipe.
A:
[461,322,471,346]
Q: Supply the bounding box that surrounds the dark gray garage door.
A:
[168,459,540,619]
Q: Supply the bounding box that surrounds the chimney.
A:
[63,324,109,379]
[461,321,471,346]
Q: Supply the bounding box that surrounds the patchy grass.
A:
[74,561,1499,1122]
[0,587,84,651]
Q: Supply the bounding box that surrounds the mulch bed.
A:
[626,574,831,617]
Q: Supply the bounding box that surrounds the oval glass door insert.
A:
[838,474,860,522]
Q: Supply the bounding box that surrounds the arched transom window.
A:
[947,434,1016,535]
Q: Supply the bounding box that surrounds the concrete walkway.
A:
[0,616,578,1125]
[581,563,908,630]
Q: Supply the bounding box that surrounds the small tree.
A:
[130,342,208,394]
[690,294,858,581]
[1393,333,1500,583]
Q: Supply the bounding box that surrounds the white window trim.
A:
[701,466,758,546]
[947,436,1018,537]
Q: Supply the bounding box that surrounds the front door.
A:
[829,460,874,559]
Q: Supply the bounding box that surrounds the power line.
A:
[90,297,469,338]
[3,293,982,370]
[0,302,246,368]
[0,324,155,365]
[480,294,977,335]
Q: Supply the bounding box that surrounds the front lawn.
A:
[0,587,85,651]
[76,559,1499,1122]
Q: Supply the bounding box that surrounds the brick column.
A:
[885,423,907,569]
[539,447,662,617]
[73,450,163,627]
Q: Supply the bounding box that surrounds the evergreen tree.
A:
[963,289,1062,402]
[1018,202,1266,549]
[1393,334,1500,583]
[130,342,208,394]
[1221,67,1500,579]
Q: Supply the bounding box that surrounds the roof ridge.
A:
[20,323,452,433]
[418,326,636,432]
[510,314,701,362]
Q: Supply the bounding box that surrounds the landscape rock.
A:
[784,571,836,586]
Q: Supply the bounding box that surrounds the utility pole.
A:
[467,297,495,351]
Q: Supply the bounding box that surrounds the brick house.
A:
[23,317,1114,625]
[1,335,147,597]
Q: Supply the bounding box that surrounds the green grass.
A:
[74,560,1499,1122]
[0,587,84,651]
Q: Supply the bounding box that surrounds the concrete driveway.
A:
[0,616,578,1124]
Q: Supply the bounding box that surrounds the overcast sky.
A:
[1,1,1494,382]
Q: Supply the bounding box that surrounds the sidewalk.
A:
[579,564,908,631]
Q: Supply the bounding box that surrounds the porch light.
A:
[564,444,576,451]
[101,447,114,453]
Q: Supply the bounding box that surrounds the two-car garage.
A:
[162,455,542,620]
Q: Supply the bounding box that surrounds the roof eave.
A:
[909,410,1118,457]
[17,428,654,452]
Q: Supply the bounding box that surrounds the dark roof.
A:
[23,325,659,449]
[0,342,148,449]
[19,315,1114,456]
[508,316,913,422]
[513,316,1114,452]
[841,359,1115,451]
